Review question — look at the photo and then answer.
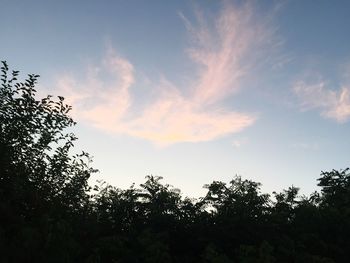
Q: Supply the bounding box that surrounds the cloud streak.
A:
[294,81,350,123]
[56,2,275,146]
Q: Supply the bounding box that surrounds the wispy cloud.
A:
[57,47,134,132]
[232,137,248,148]
[294,80,350,123]
[56,2,276,146]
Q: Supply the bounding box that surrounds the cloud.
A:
[56,48,134,132]
[293,81,350,123]
[232,137,248,148]
[56,2,275,146]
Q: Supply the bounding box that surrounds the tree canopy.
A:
[1,61,349,262]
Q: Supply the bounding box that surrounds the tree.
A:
[0,61,96,262]
[318,168,350,209]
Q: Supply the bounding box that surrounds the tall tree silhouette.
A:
[0,61,96,262]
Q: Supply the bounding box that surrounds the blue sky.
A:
[1,0,350,197]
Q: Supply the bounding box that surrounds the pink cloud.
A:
[56,3,275,145]
[294,81,350,123]
[184,4,271,105]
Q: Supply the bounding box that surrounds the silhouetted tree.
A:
[0,61,96,262]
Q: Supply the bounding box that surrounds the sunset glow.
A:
[1,0,350,197]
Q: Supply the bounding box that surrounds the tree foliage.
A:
[0,61,349,262]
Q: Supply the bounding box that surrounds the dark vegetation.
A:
[1,61,349,262]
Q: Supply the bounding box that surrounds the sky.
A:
[1,0,350,197]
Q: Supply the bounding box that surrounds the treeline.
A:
[1,61,349,262]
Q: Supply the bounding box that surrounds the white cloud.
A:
[56,2,277,146]
[232,137,248,148]
[294,81,350,123]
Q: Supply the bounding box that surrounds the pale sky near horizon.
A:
[1,0,350,197]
